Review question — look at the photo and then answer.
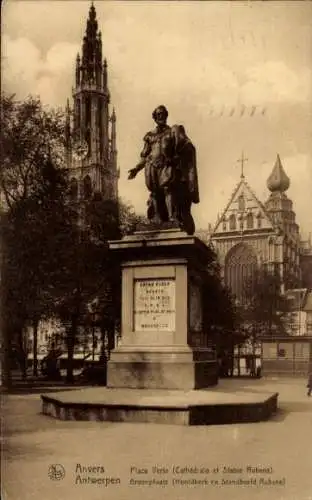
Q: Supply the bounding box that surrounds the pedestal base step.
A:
[41,387,278,426]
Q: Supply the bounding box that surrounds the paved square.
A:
[2,377,312,500]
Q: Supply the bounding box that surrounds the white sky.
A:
[2,0,312,237]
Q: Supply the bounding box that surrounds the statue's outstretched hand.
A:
[128,167,138,180]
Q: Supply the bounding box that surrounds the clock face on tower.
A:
[72,138,89,160]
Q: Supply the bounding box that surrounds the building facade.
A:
[210,155,302,302]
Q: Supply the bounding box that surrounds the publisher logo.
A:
[48,464,66,481]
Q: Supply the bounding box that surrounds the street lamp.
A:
[87,298,99,361]
[91,312,96,361]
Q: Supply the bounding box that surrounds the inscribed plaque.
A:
[133,278,175,331]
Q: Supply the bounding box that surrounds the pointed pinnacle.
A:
[267,154,290,192]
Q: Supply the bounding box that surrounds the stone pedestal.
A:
[41,229,279,426]
[107,229,218,389]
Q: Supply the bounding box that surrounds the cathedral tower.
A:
[264,154,301,287]
[66,3,118,204]
[265,155,299,238]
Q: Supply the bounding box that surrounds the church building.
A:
[210,154,302,302]
[209,154,312,375]
[65,3,119,205]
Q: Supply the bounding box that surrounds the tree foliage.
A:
[118,200,148,236]
[1,93,77,381]
[241,267,289,338]
[1,93,146,385]
[1,93,66,209]
[53,198,122,381]
[202,246,240,354]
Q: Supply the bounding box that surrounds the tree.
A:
[1,93,70,384]
[201,246,240,375]
[242,267,289,342]
[118,200,148,236]
[53,197,128,382]
[53,232,107,382]
[2,158,74,376]
[1,94,66,209]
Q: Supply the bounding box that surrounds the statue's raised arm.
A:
[128,133,151,180]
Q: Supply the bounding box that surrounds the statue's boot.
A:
[165,192,179,224]
[147,195,156,220]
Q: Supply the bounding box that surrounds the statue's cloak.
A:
[175,136,200,204]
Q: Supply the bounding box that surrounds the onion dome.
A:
[267,154,290,192]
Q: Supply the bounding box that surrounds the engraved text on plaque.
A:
[134,278,175,331]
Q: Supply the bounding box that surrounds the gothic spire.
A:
[69,3,118,203]
[86,2,98,39]
[81,2,102,83]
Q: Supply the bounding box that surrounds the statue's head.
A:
[152,105,168,126]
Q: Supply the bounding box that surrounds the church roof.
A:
[211,154,300,241]
[212,175,274,235]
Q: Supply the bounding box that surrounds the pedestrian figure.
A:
[307,371,312,397]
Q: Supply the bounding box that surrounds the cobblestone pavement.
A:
[2,378,312,500]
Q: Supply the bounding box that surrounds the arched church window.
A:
[246,212,254,229]
[85,96,91,129]
[224,243,257,305]
[238,194,245,211]
[83,175,92,200]
[97,97,102,129]
[76,99,81,130]
[238,214,244,230]
[69,178,78,200]
[257,213,262,228]
[98,99,103,158]
[222,219,227,231]
[85,127,91,152]
[229,214,236,230]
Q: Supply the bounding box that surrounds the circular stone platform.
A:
[41,386,278,425]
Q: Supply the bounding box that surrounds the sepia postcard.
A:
[1,1,312,500]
